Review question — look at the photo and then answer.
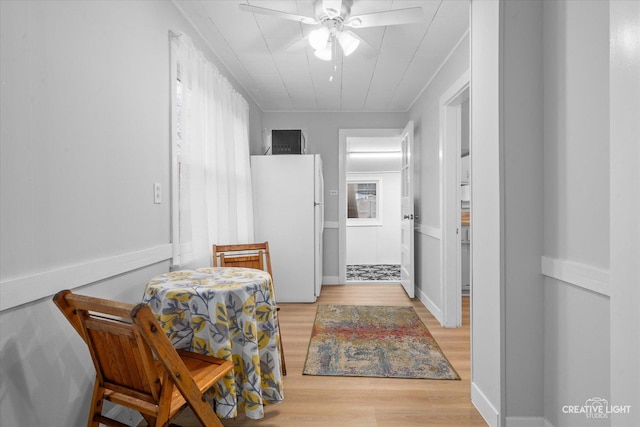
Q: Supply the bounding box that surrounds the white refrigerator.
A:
[251,154,324,302]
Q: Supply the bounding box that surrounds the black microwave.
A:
[271,129,305,155]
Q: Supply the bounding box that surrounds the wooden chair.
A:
[53,290,234,427]
[212,242,286,376]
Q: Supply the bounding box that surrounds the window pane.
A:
[176,78,183,156]
[347,182,377,219]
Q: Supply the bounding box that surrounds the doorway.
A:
[441,72,470,328]
[338,128,406,287]
[345,135,402,283]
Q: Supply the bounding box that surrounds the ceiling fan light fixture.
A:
[338,31,360,56]
[314,45,332,61]
[309,27,331,50]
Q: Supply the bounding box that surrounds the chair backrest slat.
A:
[219,253,264,270]
[119,334,148,393]
[55,290,160,400]
[92,319,157,397]
[213,242,273,277]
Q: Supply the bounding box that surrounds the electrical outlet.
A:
[154,183,161,204]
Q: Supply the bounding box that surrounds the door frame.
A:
[338,128,403,284]
[440,70,470,327]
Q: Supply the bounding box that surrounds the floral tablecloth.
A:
[142,267,284,419]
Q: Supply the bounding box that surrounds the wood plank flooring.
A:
[172,284,486,427]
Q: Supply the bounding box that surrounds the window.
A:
[347,179,382,225]
[170,32,253,268]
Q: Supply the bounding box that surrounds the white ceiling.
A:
[173,0,469,112]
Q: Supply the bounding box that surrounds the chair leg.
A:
[153,373,173,427]
[87,380,104,427]
[279,335,287,376]
[141,414,157,426]
[276,317,286,376]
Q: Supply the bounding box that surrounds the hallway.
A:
[173,285,485,426]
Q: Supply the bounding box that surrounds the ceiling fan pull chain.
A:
[330,36,338,82]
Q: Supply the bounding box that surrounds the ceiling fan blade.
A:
[239,4,318,25]
[345,7,424,28]
[344,31,378,58]
[322,0,342,19]
[285,36,311,53]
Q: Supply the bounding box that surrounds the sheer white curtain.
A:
[171,33,254,268]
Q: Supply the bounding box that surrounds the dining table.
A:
[142,267,284,420]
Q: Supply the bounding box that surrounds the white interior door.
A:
[314,155,324,297]
[400,121,415,298]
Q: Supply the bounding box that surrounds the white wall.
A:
[464,2,638,426]
[542,1,612,426]
[0,0,172,287]
[609,1,640,425]
[503,0,545,421]
[469,1,502,425]
[346,172,401,265]
[0,1,261,425]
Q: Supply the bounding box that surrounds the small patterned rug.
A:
[303,305,460,380]
[346,264,401,281]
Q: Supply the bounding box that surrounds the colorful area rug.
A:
[303,305,460,380]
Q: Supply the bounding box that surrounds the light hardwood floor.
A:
[173,284,487,426]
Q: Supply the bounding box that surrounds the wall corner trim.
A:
[541,256,610,297]
[0,244,173,312]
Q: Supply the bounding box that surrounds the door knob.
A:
[403,214,414,220]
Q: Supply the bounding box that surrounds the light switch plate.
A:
[154,183,161,204]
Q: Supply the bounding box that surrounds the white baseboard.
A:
[0,244,172,311]
[416,223,441,240]
[471,382,500,427]
[417,287,444,325]
[322,276,341,285]
[505,416,547,427]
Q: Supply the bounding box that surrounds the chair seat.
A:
[166,351,233,418]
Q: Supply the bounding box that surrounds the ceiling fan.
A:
[239,0,424,61]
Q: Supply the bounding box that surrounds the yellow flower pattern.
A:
[142,267,284,420]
